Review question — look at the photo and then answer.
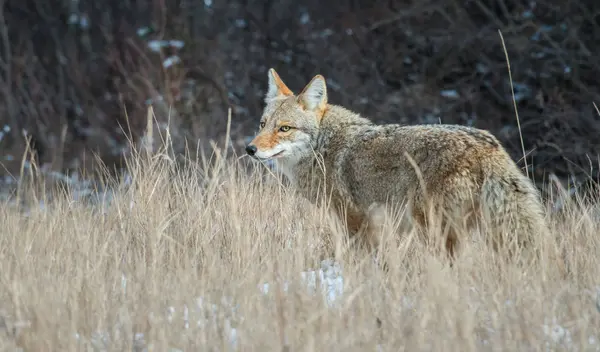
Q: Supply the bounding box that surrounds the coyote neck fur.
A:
[278,104,372,208]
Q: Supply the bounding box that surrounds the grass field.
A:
[0,135,599,351]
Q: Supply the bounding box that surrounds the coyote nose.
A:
[245,144,257,156]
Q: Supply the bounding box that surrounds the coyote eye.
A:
[279,126,291,132]
[259,122,265,129]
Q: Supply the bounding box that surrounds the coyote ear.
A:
[298,74,327,112]
[266,68,294,103]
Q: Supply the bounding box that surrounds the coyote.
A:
[246,68,562,270]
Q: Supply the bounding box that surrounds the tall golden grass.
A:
[0,119,599,351]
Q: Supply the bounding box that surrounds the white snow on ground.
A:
[0,124,10,143]
[259,259,344,307]
[147,40,185,53]
[163,55,181,68]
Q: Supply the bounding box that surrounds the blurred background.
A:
[0,0,598,192]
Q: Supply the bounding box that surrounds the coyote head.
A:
[245,69,328,165]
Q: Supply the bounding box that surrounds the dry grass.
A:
[0,135,599,352]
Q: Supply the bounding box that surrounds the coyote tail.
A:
[480,172,566,276]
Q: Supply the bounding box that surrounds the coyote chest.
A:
[278,154,358,216]
[277,157,332,204]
